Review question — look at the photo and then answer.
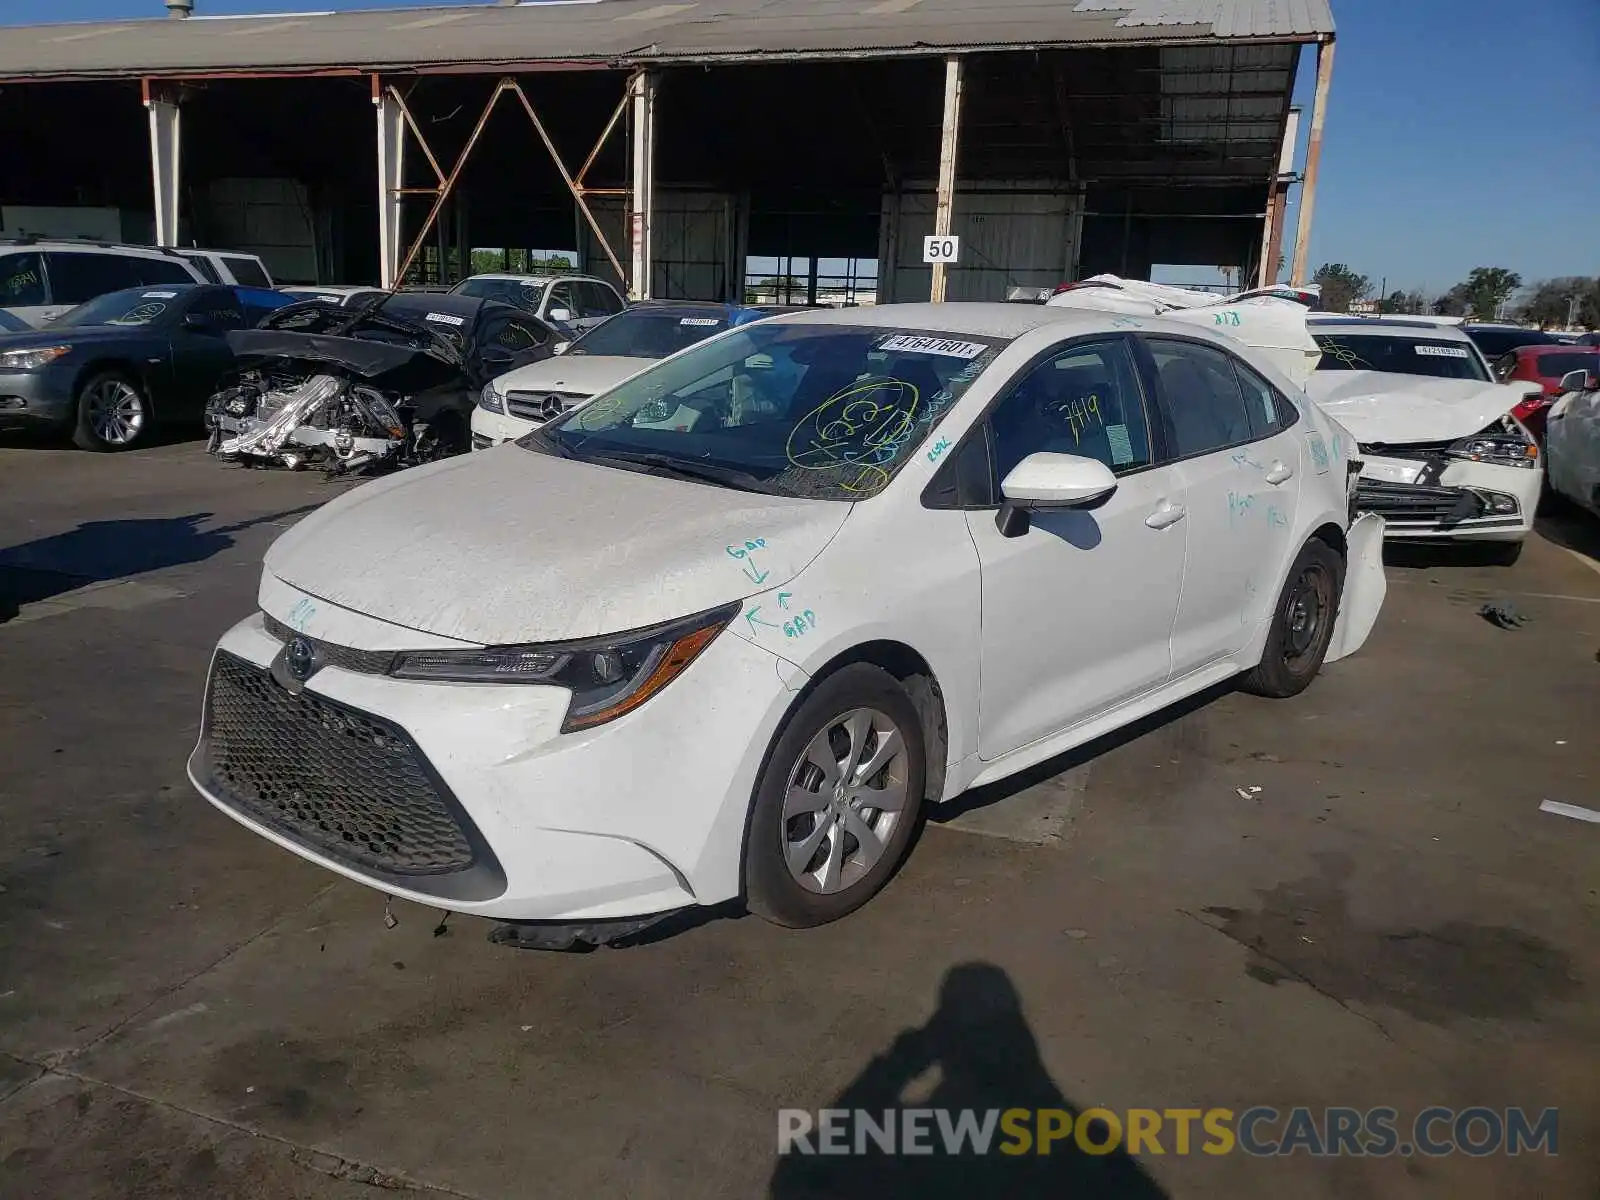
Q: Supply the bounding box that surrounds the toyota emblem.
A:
[284,636,316,682]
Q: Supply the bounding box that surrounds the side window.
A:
[1491,352,1516,381]
[988,338,1153,486]
[46,252,140,305]
[189,290,246,330]
[1233,359,1299,436]
[224,256,272,287]
[137,258,201,286]
[546,282,577,318]
[1145,338,1257,459]
[0,252,46,306]
[478,311,551,360]
[586,281,624,316]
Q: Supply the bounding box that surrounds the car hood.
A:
[0,325,149,350]
[1304,371,1541,445]
[263,446,850,645]
[492,354,652,397]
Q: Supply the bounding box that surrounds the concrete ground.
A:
[1,434,1597,1199]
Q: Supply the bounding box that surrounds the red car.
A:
[1493,345,1600,441]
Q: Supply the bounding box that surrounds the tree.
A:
[1384,288,1427,315]
[1462,266,1521,321]
[1517,276,1599,329]
[1311,263,1371,313]
[1433,283,1472,317]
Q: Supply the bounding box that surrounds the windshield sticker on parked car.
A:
[1414,345,1470,358]
[425,311,466,326]
[142,290,179,299]
[875,335,988,359]
[680,317,722,326]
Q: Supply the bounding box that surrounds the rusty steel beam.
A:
[1290,38,1334,287]
[574,86,630,190]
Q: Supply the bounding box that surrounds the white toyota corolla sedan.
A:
[189,303,1385,939]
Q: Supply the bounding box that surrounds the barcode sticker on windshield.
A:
[1106,423,1134,465]
[1414,345,1469,358]
[425,312,466,326]
[680,317,721,326]
[877,335,988,359]
[142,291,178,299]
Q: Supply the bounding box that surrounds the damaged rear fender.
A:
[1326,512,1386,663]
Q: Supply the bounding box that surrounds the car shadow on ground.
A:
[1380,541,1521,570]
[0,505,322,623]
[0,424,208,452]
[767,962,1169,1199]
[1534,511,1600,560]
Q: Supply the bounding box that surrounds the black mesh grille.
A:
[1355,479,1485,524]
[202,652,476,876]
[262,613,395,676]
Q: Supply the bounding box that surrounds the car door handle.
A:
[1145,501,1186,529]
[1265,461,1294,485]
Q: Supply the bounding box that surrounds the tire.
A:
[1240,538,1345,699]
[72,370,150,452]
[745,663,927,928]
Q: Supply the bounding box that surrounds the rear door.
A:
[1137,336,1304,676]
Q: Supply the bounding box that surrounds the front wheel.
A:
[745,664,926,928]
[1240,539,1345,699]
[73,370,150,451]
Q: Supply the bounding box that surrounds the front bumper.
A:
[0,366,75,430]
[469,405,539,450]
[187,607,798,921]
[1354,453,1540,542]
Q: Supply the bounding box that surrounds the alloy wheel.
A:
[86,379,145,446]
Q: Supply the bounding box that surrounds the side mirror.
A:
[183,312,212,330]
[547,307,574,324]
[552,341,571,356]
[1559,368,1598,393]
[996,452,1118,537]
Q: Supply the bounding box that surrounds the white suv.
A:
[450,272,625,335]
[0,240,209,327]
[175,248,275,289]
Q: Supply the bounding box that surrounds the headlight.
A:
[478,382,505,414]
[387,601,739,732]
[1447,414,1539,469]
[0,345,71,370]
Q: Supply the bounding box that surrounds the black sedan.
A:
[0,284,292,451]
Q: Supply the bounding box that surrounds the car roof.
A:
[764,301,1193,340]
[384,291,487,318]
[1308,316,1473,341]
[0,238,193,261]
[459,273,558,285]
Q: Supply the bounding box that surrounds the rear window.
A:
[452,277,544,311]
[137,258,201,286]
[45,252,141,305]
[224,255,272,287]
[1313,334,1489,382]
[567,307,730,359]
[1467,328,1559,359]
[1533,351,1600,379]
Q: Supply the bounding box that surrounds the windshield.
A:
[528,323,1006,500]
[568,308,730,359]
[1533,351,1599,379]
[452,277,544,309]
[1313,334,1489,381]
[1468,328,1559,358]
[53,288,187,330]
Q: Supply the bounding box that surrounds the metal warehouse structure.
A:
[0,0,1335,301]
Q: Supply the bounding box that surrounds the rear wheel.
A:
[72,371,150,451]
[745,664,926,928]
[1240,539,1344,699]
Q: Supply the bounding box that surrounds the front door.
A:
[1139,336,1305,675]
[967,335,1188,760]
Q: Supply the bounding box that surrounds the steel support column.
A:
[930,56,964,303]
[1290,40,1335,287]
[374,77,407,288]
[143,81,181,247]
[1258,106,1300,287]
[628,70,657,301]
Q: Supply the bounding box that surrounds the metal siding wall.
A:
[194,177,318,283]
[582,189,737,300]
[881,185,1083,303]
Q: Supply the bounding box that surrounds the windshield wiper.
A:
[586,450,777,493]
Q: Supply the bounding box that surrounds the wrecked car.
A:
[1306,316,1545,563]
[205,292,559,472]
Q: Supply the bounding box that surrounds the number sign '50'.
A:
[923,235,960,264]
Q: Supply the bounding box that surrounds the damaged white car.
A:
[1306,316,1545,563]
[189,303,1383,945]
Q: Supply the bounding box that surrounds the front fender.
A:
[1326,512,1386,664]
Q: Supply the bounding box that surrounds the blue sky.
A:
[4,0,1597,294]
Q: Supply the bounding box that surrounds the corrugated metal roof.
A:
[0,0,1333,81]
[1072,0,1332,39]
